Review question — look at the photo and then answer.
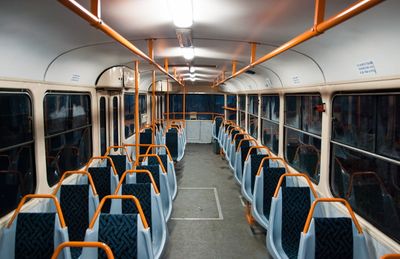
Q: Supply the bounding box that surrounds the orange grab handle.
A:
[134,154,167,174]
[381,255,400,259]
[245,146,272,161]
[115,169,160,194]
[231,133,250,144]
[213,115,224,123]
[89,195,148,229]
[236,138,257,152]
[84,156,118,176]
[228,127,242,135]
[273,173,318,198]
[105,146,133,163]
[303,198,363,234]
[144,144,173,162]
[256,157,289,176]
[52,170,98,196]
[52,242,114,259]
[7,194,66,228]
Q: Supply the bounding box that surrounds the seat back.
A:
[107,155,128,178]
[122,183,152,230]
[263,168,286,218]
[166,132,178,160]
[215,117,223,137]
[250,154,268,193]
[136,165,160,190]
[140,132,153,155]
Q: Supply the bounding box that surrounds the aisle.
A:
[162,144,269,259]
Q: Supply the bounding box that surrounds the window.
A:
[226,95,237,121]
[284,94,322,182]
[330,93,400,243]
[99,97,107,155]
[248,95,258,139]
[0,92,36,217]
[239,95,246,128]
[261,95,280,154]
[139,94,147,128]
[124,94,135,138]
[44,93,92,187]
[169,94,224,120]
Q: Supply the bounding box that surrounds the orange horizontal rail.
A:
[58,0,183,86]
[52,242,114,259]
[303,198,363,234]
[222,106,237,111]
[236,138,257,152]
[105,146,133,163]
[52,170,98,196]
[89,195,148,229]
[232,133,250,144]
[84,156,118,176]
[214,0,383,87]
[7,194,66,228]
[245,146,272,161]
[144,144,173,162]
[115,169,160,194]
[381,255,400,259]
[256,157,289,176]
[212,116,225,123]
[134,154,167,174]
[273,173,318,198]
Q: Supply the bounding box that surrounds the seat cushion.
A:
[314,217,353,259]
[15,213,55,259]
[99,214,137,259]
[122,183,152,230]
[281,187,311,259]
[88,167,111,213]
[108,155,127,178]
[263,167,286,218]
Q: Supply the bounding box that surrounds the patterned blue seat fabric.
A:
[250,154,268,193]
[98,213,138,259]
[281,187,311,259]
[136,165,160,190]
[122,183,152,231]
[215,117,223,137]
[15,213,55,259]
[60,184,89,258]
[166,132,178,161]
[241,143,256,170]
[235,135,245,150]
[314,217,353,259]
[263,168,286,218]
[140,132,153,155]
[88,167,112,213]
[108,155,127,178]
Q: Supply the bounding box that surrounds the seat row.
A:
[212,117,374,259]
[0,141,182,259]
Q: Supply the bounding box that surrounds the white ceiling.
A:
[0,0,398,92]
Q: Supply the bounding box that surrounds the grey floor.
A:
[162,144,270,259]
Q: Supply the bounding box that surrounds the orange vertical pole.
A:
[164,58,169,74]
[183,84,186,126]
[232,60,237,75]
[152,70,156,143]
[147,39,154,59]
[250,43,257,64]
[134,60,140,160]
[90,0,100,18]
[314,0,326,30]
[166,78,170,129]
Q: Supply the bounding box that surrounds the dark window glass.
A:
[377,95,400,160]
[44,93,92,187]
[169,94,223,120]
[248,114,258,139]
[330,144,400,243]
[239,95,246,111]
[248,95,258,115]
[226,95,237,108]
[302,96,322,135]
[261,95,280,121]
[0,93,36,217]
[239,111,246,128]
[262,119,279,154]
[285,128,321,182]
[139,94,147,128]
[113,97,119,147]
[124,94,135,138]
[100,97,107,155]
[285,95,301,128]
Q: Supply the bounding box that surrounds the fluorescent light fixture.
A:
[168,0,193,28]
[190,77,196,82]
[190,73,195,78]
[182,47,194,60]
[189,66,195,73]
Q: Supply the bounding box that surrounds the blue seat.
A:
[267,174,318,259]
[113,170,167,259]
[228,133,246,170]
[165,129,179,161]
[53,171,99,259]
[0,194,70,259]
[147,153,177,200]
[222,125,235,153]
[233,139,257,185]
[140,131,153,155]
[136,160,172,221]
[251,159,288,230]
[225,129,240,161]
[212,117,223,139]
[85,156,119,213]
[82,195,153,259]
[105,146,133,178]
[241,151,269,203]
[298,198,369,259]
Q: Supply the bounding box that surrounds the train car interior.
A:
[1,0,400,258]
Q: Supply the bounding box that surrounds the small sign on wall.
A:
[71,74,80,82]
[292,76,300,85]
[357,61,377,75]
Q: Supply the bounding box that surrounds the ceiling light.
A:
[190,78,196,82]
[168,0,193,28]
[190,73,195,78]
[182,47,194,60]
[189,66,195,73]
